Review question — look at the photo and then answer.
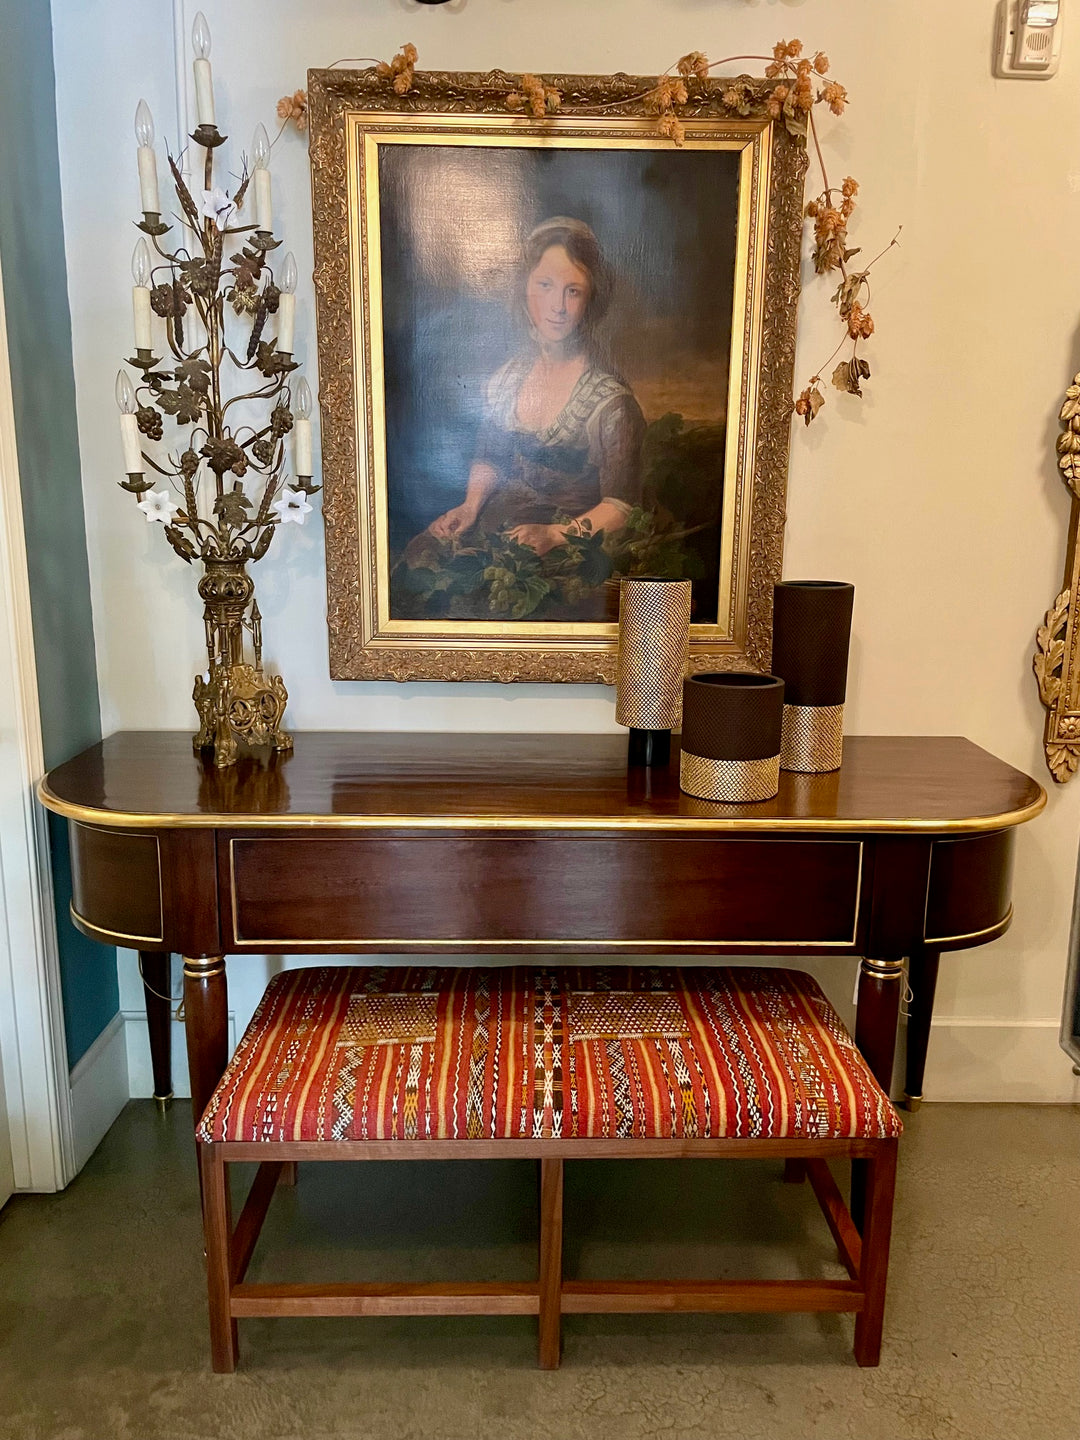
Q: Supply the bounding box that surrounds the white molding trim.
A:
[69,1011,127,1172]
[124,1008,236,1101]
[0,245,76,1192]
[923,1017,1080,1104]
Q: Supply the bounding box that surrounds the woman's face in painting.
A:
[525,244,591,345]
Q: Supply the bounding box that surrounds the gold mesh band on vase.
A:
[615,579,692,730]
[780,703,845,773]
[679,750,780,803]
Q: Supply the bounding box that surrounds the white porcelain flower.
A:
[271,487,313,525]
[137,489,181,524]
[200,186,235,231]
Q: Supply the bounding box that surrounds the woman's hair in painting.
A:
[518,216,614,333]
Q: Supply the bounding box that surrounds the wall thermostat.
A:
[995,0,1063,78]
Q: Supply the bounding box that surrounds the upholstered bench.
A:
[196,965,902,1372]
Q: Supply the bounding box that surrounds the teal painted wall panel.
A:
[47,814,118,1067]
[0,0,110,1068]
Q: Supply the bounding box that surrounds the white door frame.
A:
[0,244,76,1192]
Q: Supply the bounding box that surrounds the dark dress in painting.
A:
[469,353,646,536]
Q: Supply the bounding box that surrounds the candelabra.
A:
[117,11,317,768]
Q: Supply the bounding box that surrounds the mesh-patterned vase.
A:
[679,673,785,802]
[771,581,854,774]
[615,577,692,767]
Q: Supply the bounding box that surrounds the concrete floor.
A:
[0,1102,1076,1440]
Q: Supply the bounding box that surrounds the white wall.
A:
[51,0,1080,1100]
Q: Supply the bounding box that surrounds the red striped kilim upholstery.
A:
[197,967,902,1144]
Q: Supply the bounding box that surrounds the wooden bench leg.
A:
[278,1162,298,1188]
[853,1140,898,1367]
[782,1159,807,1184]
[198,1142,239,1373]
[538,1158,563,1370]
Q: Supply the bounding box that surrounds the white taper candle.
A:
[276,293,295,354]
[254,168,272,233]
[294,417,312,477]
[120,413,143,474]
[193,59,215,126]
[132,286,153,351]
[137,148,160,213]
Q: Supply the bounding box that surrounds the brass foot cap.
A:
[902,1094,922,1112]
[153,1093,174,1114]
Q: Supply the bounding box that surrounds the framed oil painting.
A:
[308,69,806,682]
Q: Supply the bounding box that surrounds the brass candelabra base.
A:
[192,558,292,768]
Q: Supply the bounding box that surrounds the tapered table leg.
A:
[852,956,904,1229]
[183,956,228,1131]
[903,946,941,1111]
[140,950,174,1112]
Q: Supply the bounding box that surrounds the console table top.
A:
[38,731,1046,835]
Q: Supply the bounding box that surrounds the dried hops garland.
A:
[277,38,895,429]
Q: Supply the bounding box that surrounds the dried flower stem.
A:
[281,40,896,430]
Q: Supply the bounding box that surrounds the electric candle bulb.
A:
[192,10,211,59]
[131,238,152,289]
[192,12,215,127]
[276,251,297,353]
[131,240,153,352]
[251,124,273,233]
[115,370,137,414]
[134,100,160,214]
[115,371,144,474]
[293,376,313,476]
[251,123,270,170]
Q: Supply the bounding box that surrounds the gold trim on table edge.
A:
[923,904,1014,948]
[37,776,1049,836]
[69,903,164,949]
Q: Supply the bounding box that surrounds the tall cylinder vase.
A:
[615,576,692,767]
[771,580,854,774]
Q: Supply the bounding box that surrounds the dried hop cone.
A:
[822,81,848,116]
[276,89,308,132]
[677,51,710,82]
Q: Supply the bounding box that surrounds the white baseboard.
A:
[123,1010,236,1100]
[117,1008,1079,1106]
[922,1018,1080,1103]
[68,1012,128,1172]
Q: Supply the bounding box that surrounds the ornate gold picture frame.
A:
[308,69,806,683]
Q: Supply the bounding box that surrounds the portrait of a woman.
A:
[424,217,646,561]
[380,141,739,628]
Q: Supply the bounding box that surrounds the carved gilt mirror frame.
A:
[308,69,806,683]
[1035,371,1080,780]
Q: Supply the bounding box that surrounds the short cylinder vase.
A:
[679,673,785,802]
[771,580,854,774]
[615,577,692,767]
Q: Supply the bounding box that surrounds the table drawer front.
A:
[925,829,1015,947]
[226,835,863,948]
[70,822,163,946]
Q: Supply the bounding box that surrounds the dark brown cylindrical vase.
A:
[615,577,692,767]
[771,580,854,774]
[679,673,785,802]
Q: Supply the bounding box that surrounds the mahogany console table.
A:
[38,732,1045,1126]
